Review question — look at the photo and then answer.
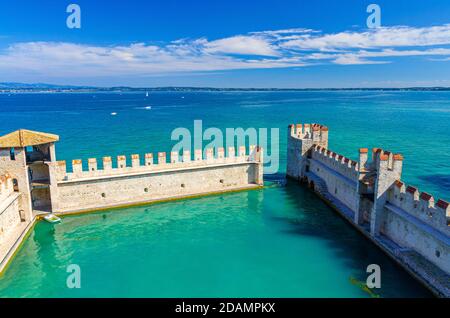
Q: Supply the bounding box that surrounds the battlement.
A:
[288,123,329,145]
[0,174,14,202]
[311,145,359,181]
[371,148,403,172]
[287,121,450,287]
[0,128,265,276]
[56,145,263,181]
[357,147,404,173]
[288,123,405,187]
[388,181,450,234]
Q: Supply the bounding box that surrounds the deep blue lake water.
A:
[0,91,448,297]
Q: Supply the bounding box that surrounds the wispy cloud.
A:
[0,24,449,78]
[280,25,450,51]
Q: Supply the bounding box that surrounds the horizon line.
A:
[1,82,450,91]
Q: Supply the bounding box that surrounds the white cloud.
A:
[203,36,279,56]
[0,41,304,77]
[332,54,389,65]
[0,24,449,79]
[281,25,450,51]
[306,48,450,65]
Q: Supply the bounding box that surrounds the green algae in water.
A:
[0,183,432,298]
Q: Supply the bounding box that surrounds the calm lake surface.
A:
[1,91,448,297]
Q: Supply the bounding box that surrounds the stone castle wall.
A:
[383,181,449,273]
[309,145,360,213]
[311,145,359,181]
[286,123,450,284]
[287,124,360,214]
[286,124,327,179]
[52,145,263,213]
[388,182,449,235]
[0,148,33,222]
[0,135,263,273]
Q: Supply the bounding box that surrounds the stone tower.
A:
[370,149,403,236]
[0,129,59,220]
[286,123,328,180]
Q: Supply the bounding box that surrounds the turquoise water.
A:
[0,91,448,198]
[0,183,431,297]
[0,91,448,297]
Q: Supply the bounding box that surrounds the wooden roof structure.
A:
[0,129,59,148]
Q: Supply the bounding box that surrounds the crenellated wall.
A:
[55,146,254,182]
[289,123,329,147]
[0,129,264,274]
[287,123,450,292]
[388,182,449,235]
[311,145,359,180]
[309,145,360,213]
[287,123,328,179]
[287,124,360,213]
[383,181,450,273]
[51,145,263,213]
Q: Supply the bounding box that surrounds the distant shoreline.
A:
[1,83,450,93]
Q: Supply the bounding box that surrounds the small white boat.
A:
[44,214,61,224]
[111,112,117,116]
[144,106,152,110]
[146,92,149,97]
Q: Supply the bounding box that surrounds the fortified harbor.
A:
[0,125,448,297]
[287,123,449,297]
[0,129,263,274]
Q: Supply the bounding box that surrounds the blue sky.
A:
[0,0,449,87]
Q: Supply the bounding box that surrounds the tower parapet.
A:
[288,123,329,147]
[287,123,329,180]
[369,148,404,236]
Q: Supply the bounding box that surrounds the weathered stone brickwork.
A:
[52,145,263,213]
[287,123,449,296]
